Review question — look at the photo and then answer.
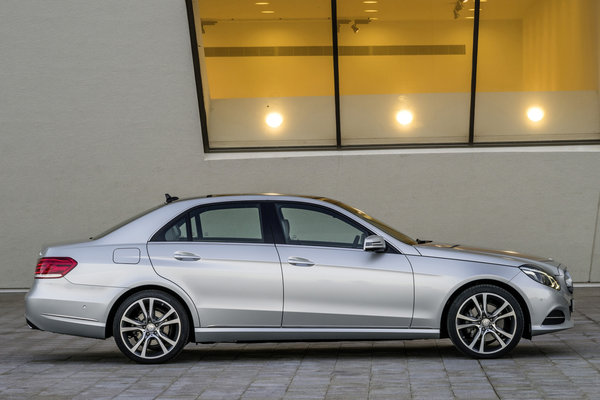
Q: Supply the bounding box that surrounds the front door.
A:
[273,203,414,328]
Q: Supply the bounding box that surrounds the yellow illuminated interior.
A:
[194,0,600,147]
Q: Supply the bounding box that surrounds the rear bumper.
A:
[25,278,121,339]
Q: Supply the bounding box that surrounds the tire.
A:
[447,284,524,358]
[113,290,189,364]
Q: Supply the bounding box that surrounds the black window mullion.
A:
[468,0,481,144]
[331,0,342,149]
[185,0,210,153]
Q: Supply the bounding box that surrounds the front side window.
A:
[277,204,368,249]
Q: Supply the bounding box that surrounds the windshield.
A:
[322,198,417,245]
[92,203,165,239]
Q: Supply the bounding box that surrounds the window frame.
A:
[185,0,600,152]
[274,202,369,249]
[150,201,272,244]
[268,201,400,253]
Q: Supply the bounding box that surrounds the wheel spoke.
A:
[158,331,177,347]
[468,329,482,350]
[156,308,175,324]
[148,298,155,321]
[482,293,488,315]
[479,332,487,353]
[130,333,146,353]
[495,326,514,340]
[137,300,149,322]
[491,331,507,348]
[141,336,150,357]
[457,323,479,330]
[121,326,143,333]
[491,300,510,318]
[155,335,169,354]
[469,295,483,317]
[495,310,516,321]
[122,316,144,327]
[159,317,180,327]
[457,313,479,323]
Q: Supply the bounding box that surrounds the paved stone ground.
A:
[1,288,599,400]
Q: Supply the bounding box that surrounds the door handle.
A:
[173,251,201,261]
[287,256,315,267]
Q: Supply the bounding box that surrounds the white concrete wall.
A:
[1,0,599,288]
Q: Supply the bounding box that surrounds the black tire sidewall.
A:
[447,284,524,359]
[113,290,189,364]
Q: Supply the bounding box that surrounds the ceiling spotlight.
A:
[349,18,371,33]
[453,0,464,19]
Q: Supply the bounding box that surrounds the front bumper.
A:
[510,271,574,337]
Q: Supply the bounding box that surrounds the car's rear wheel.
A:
[447,284,524,358]
[113,290,189,364]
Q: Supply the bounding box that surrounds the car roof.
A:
[174,193,335,203]
[201,193,325,200]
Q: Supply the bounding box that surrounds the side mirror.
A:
[363,235,386,252]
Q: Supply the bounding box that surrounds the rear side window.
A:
[152,203,264,243]
[162,216,189,241]
[194,206,263,242]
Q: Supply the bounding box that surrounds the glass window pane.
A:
[194,0,336,148]
[156,216,189,242]
[337,0,474,145]
[197,206,263,242]
[475,0,600,142]
[278,205,367,248]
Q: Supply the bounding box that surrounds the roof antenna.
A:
[165,193,179,204]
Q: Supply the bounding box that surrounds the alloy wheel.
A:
[114,291,188,363]
[448,285,524,358]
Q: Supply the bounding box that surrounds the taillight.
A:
[35,257,77,279]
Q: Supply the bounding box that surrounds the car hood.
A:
[414,243,562,275]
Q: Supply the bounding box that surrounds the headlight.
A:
[520,265,560,291]
[564,269,573,293]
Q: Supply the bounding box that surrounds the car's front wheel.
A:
[113,290,189,364]
[447,284,524,358]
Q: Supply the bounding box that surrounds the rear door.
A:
[147,202,283,327]
[272,202,414,328]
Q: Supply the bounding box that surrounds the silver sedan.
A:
[26,194,574,363]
